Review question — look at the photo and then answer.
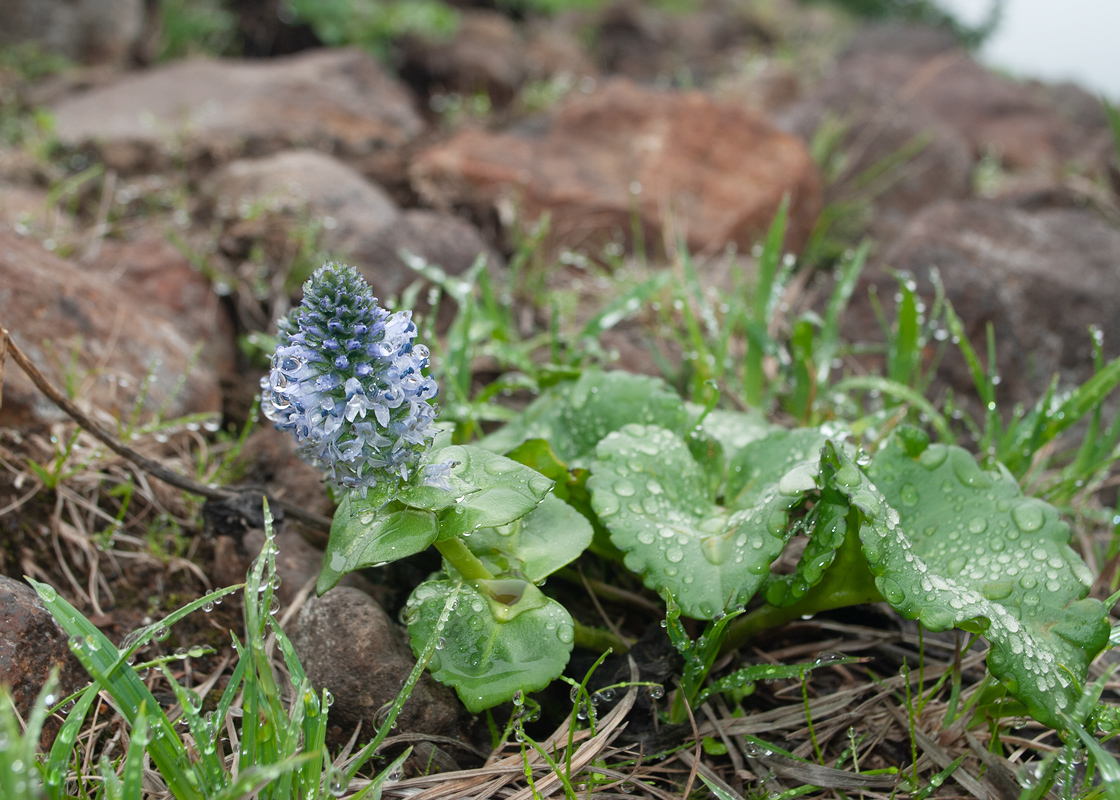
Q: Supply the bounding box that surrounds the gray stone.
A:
[845,200,1120,411]
[206,149,499,304]
[50,48,424,172]
[290,588,462,739]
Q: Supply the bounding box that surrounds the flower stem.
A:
[433,538,495,582]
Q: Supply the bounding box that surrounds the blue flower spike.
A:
[261,262,452,495]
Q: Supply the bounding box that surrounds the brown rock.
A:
[49,49,424,173]
[0,227,222,425]
[412,79,821,256]
[206,149,499,303]
[846,200,1120,410]
[290,588,462,739]
[0,576,87,720]
[0,0,144,65]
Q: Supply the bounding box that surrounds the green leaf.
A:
[404,579,574,713]
[477,369,690,467]
[465,494,593,583]
[857,429,1109,729]
[725,427,829,508]
[432,446,554,539]
[589,425,807,619]
[318,496,440,594]
[317,445,552,594]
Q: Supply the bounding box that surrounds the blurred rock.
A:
[206,149,500,304]
[845,200,1120,410]
[593,0,771,86]
[785,25,1109,176]
[0,0,144,65]
[400,10,526,106]
[0,576,88,721]
[49,48,424,173]
[0,227,222,425]
[412,79,821,256]
[290,588,462,740]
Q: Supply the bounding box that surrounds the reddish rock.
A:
[83,232,238,384]
[845,200,1120,410]
[206,150,500,303]
[412,79,821,255]
[0,227,222,425]
[290,588,463,739]
[49,49,424,173]
[0,576,88,721]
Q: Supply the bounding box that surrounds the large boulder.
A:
[846,200,1120,410]
[0,228,223,425]
[49,48,424,173]
[412,79,821,256]
[205,149,500,303]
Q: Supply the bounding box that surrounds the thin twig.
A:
[0,314,331,533]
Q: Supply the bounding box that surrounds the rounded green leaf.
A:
[465,494,593,583]
[853,430,1110,728]
[588,424,803,620]
[404,579,574,713]
[478,369,690,467]
[317,496,439,594]
[432,446,554,539]
[725,427,829,509]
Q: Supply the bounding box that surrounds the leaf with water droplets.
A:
[318,496,440,594]
[431,446,553,540]
[477,369,692,467]
[588,424,806,619]
[465,494,593,583]
[724,428,830,508]
[855,428,1109,729]
[404,579,574,713]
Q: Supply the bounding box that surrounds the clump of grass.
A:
[13,500,448,798]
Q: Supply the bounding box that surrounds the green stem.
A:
[433,538,495,582]
[722,510,885,654]
[573,621,629,654]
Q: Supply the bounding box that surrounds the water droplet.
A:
[666,546,684,563]
[968,516,988,534]
[38,585,57,602]
[877,577,906,604]
[1011,502,1045,533]
[202,601,215,613]
[648,684,665,699]
[557,624,575,644]
[614,479,636,497]
[899,483,919,507]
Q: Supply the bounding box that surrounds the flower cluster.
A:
[261,263,451,494]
